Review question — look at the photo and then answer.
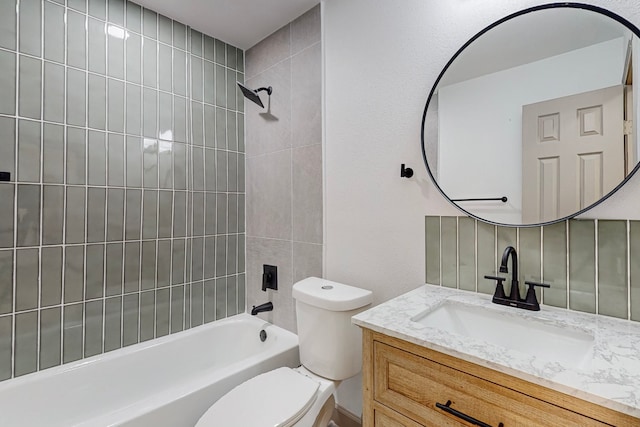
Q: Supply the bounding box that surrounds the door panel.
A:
[522,85,624,223]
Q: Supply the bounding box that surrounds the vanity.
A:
[352,285,640,427]
[356,2,640,425]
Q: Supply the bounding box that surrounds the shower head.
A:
[237,82,272,108]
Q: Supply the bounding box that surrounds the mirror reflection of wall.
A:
[424,6,638,226]
[439,38,628,223]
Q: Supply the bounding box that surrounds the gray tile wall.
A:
[0,0,245,381]
[245,5,322,333]
[425,216,640,322]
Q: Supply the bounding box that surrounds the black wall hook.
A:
[400,164,413,178]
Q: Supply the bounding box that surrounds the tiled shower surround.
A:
[0,0,246,380]
[425,216,640,322]
[245,6,322,333]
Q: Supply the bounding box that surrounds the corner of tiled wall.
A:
[245,4,322,333]
[425,215,639,322]
[0,0,246,381]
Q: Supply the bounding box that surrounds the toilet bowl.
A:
[194,277,372,427]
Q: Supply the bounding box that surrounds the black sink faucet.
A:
[485,246,551,311]
[499,246,520,301]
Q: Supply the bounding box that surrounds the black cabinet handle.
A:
[435,400,503,427]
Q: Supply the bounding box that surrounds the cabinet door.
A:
[374,403,425,427]
[373,341,608,427]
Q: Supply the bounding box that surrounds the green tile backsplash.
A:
[458,217,475,292]
[542,222,567,308]
[598,220,628,319]
[441,217,457,288]
[425,217,440,285]
[569,220,595,313]
[0,0,246,382]
[425,216,638,322]
[519,227,541,300]
[476,221,495,295]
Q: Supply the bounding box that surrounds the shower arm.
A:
[254,86,273,95]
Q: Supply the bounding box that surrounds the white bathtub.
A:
[0,313,299,427]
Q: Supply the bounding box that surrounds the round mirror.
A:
[421,3,640,226]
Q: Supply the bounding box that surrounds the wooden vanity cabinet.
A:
[361,328,639,427]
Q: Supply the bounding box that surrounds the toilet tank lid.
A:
[292,277,373,311]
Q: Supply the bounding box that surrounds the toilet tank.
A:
[292,277,373,381]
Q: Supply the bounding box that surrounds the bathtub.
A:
[0,313,299,427]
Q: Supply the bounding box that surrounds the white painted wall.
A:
[323,0,640,416]
[438,38,625,224]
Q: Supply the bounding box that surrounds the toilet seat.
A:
[195,367,319,427]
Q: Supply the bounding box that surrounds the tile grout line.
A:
[539,225,544,306]
[474,219,478,293]
[187,23,195,326]
[565,220,570,310]
[81,3,89,361]
[59,0,69,369]
[37,0,45,373]
[0,232,245,251]
[493,223,498,284]
[455,216,459,290]
[11,0,20,380]
[0,112,248,157]
[515,226,520,294]
[101,0,110,358]
[161,13,174,337]
[595,219,599,315]
[120,9,129,349]
[627,220,631,320]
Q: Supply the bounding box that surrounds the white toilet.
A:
[195,277,373,427]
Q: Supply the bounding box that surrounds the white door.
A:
[522,85,625,223]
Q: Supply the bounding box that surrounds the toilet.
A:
[195,277,373,427]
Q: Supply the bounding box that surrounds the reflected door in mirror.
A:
[522,85,625,223]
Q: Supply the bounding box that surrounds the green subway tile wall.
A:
[425,217,440,285]
[476,221,496,295]
[458,217,475,292]
[542,222,567,308]
[425,216,638,322]
[519,226,541,301]
[598,220,628,319]
[569,220,596,313]
[441,217,457,289]
[0,0,246,381]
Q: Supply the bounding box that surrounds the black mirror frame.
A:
[420,2,640,227]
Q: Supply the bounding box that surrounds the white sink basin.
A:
[411,301,594,369]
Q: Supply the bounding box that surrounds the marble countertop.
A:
[352,284,640,417]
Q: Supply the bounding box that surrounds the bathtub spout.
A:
[251,302,273,315]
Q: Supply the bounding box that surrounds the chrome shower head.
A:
[237,82,272,108]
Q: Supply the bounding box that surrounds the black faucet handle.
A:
[524,280,550,289]
[484,275,507,300]
[524,281,550,310]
